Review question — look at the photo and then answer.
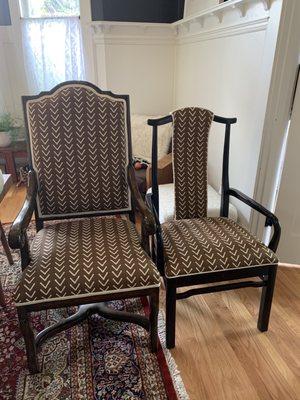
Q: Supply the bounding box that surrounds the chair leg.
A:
[149,289,159,352]
[0,221,13,266]
[17,308,40,374]
[166,280,176,349]
[257,266,277,332]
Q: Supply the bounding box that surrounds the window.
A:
[20,0,85,94]
[19,0,80,18]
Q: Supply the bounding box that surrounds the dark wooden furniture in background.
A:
[0,173,13,306]
[147,109,281,349]
[0,140,28,183]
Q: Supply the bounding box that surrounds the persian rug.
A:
[0,223,189,400]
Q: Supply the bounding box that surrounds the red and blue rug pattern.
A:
[0,224,188,399]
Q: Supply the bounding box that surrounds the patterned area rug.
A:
[0,223,188,399]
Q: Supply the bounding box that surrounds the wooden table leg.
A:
[0,221,13,265]
[4,152,18,183]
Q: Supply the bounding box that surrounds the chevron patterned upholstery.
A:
[14,218,160,306]
[26,84,130,218]
[172,107,214,220]
[162,218,278,278]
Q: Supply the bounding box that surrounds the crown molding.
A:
[91,21,174,35]
[174,0,271,31]
[177,16,269,44]
[89,0,271,45]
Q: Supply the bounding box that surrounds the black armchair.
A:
[147,107,280,349]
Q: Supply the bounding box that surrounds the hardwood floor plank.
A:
[173,291,258,400]
[237,274,300,383]
[173,277,300,400]
[0,185,26,224]
[213,290,300,400]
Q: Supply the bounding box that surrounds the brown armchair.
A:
[9,81,160,373]
[147,108,280,349]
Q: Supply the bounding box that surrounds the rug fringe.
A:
[158,312,190,400]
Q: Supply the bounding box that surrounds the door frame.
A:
[251,0,300,238]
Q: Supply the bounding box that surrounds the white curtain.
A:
[22,16,85,93]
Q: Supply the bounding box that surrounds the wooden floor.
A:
[1,185,300,400]
[0,184,27,224]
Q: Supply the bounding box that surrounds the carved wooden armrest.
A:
[128,164,156,235]
[228,188,281,252]
[8,171,37,268]
[146,153,173,189]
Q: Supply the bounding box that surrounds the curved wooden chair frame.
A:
[9,81,159,373]
[146,113,281,349]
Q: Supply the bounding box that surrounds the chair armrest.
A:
[8,170,38,249]
[146,153,173,189]
[145,193,161,229]
[228,188,281,252]
[128,165,156,235]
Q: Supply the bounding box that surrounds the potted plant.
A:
[0,113,17,147]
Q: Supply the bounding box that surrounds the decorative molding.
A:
[90,21,175,45]
[91,21,174,35]
[177,16,269,44]
[261,0,271,11]
[89,0,271,45]
[230,3,247,18]
[174,0,270,31]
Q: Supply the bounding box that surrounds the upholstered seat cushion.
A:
[15,218,160,306]
[162,217,278,278]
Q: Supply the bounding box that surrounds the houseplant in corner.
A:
[0,113,16,147]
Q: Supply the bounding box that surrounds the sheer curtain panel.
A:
[22,16,85,93]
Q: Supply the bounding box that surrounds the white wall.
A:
[173,0,283,224]
[83,22,175,115]
[0,0,28,117]
[0,31,10,113]
[0,27,22,116]
[105,43,174,115]
[80,1,175,114]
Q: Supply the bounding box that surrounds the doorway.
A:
[275,64,300,264]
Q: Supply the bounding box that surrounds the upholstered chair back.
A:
[23,82,132,219]
[172,107,214,220]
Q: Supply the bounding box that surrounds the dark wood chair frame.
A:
[8,81,159,373]
[0,175,14,307]
[146,114,281,349]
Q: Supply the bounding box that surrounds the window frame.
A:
[19,0,80,19]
